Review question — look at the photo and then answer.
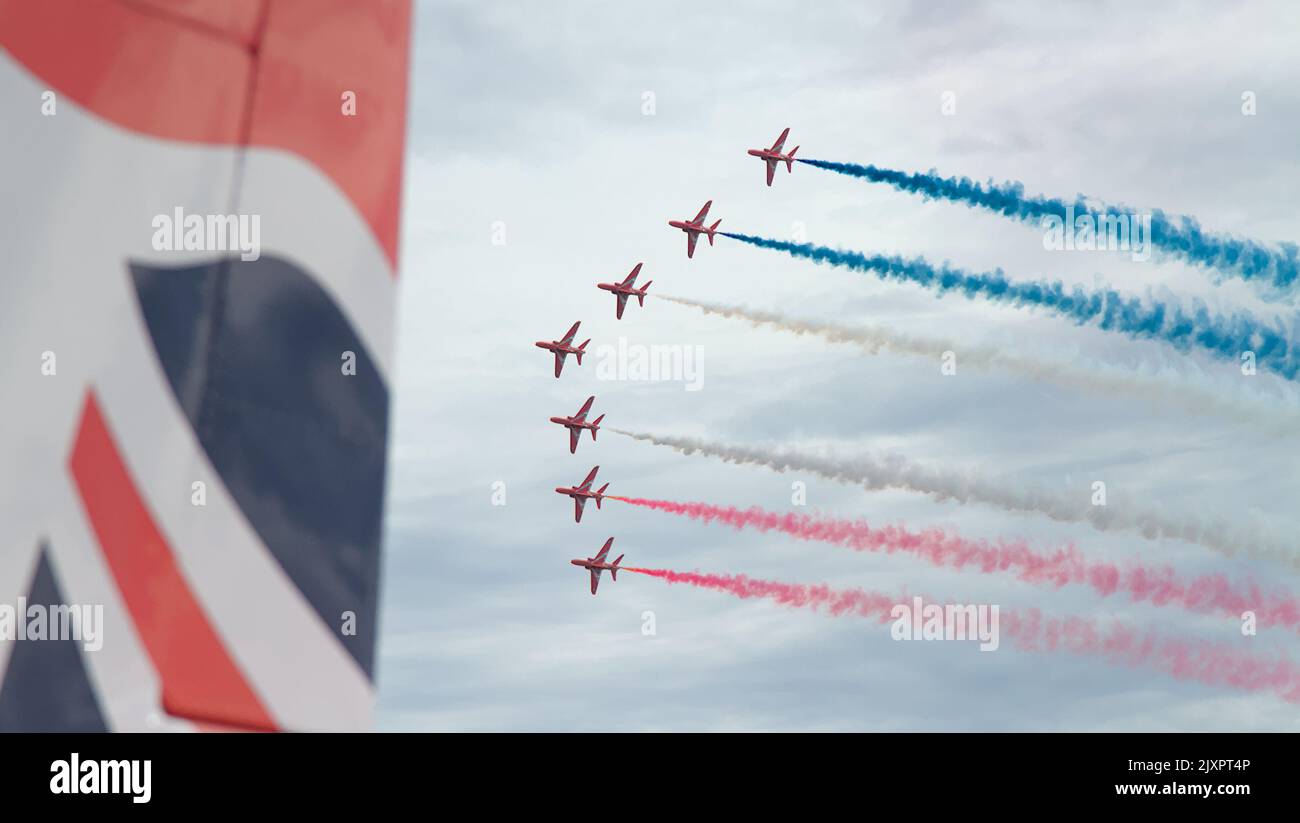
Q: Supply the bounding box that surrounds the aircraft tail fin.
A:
[638,281,651,306]
[595,483,609,507]
[611,554,624,580]
[575,339,590,364]
[786,146,798,171]
[590,414,605,437]
[708,220,721,244]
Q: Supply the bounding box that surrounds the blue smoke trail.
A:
[797,158,1300,294]
[720,231,1300,379]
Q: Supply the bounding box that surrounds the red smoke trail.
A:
[609,496,1300,633]
[622,566,1300,703]
[623,566,899,616]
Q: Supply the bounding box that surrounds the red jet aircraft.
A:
[555,465,609,522]
[534,321,590,377]
[550,395,604,454]
[748,127,799,187]
[597,263,652,319]
[668,200,721,258]
[571,537,624,595]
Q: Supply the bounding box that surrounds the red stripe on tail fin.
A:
[68,391,276,732]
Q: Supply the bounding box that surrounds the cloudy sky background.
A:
[376,0,1300,730]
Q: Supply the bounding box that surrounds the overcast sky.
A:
[376,0,1300,730]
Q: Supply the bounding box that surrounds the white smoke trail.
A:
[657,294,1300,434]
[608,426,1299,568]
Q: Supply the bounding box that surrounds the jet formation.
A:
[540,130,798,593]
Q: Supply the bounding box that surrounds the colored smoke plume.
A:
[798,156,1300,295]
[656,293,1300,433]
[623,565,1300,703]
[720,231,1300,380]
[610,495,1300,632]
[608,428,1296,568]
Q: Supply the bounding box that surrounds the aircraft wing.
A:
[554,351,567,378]
[568,427,580,453]
[559,321,581,346]
[616,293,628,319]
[593,537,613,563]
[577,465,598,490]
[692,200,712,224]
[766,159,777,187]
[622,263,642,287]
[770,127,789,152]
[574,497,587,522]
[687,232,698,258]
[0,0,411,732]
[575,395,594,420]
[589,568,601,595]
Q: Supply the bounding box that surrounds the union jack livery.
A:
[0,0,411,731]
